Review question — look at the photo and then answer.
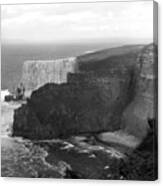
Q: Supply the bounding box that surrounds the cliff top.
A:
[77,44,145,64]
[24,57,76,64]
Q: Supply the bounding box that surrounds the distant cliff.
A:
[21,57,78,91]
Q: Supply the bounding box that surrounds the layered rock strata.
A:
[21,57,77,91]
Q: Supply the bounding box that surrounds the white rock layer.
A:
[21,57,78,91]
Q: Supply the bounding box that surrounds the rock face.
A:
[21,57,77,91]
[13,73,131,139]
[118,118,158,180]
[121,44,157,139]
[13,44,157,140]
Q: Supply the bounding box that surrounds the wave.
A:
[1,89,10,102]
[84,50,95,54]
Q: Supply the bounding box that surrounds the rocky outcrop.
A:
[21,57,77,91]
[13,71,131,139]
[117,118,158,180]
[97,44,157,148]
[13,44,156,140]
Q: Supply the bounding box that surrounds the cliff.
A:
[12,44,148,139]
[21,57,77,91]
[21,45,144,92]
[121,44,157,139]
[97,43,157,149]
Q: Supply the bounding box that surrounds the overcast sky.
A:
[1,1,153,44]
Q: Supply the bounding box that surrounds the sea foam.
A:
[1,89,10,102]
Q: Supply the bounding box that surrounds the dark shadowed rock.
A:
[97,44,157,148]
[121,44,157,139]
[117,118,158,180]
[13,44,156,140]
[12,45,143,139]
[13,72,131,139]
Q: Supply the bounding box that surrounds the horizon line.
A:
[1,0,153,6]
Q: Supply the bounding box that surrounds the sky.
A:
[1,1,153,44]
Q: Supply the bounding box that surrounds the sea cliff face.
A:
[21,57,77,91]
[13,44,157,141]
[121,44,157,139]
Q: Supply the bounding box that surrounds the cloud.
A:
[1,1,153,43]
